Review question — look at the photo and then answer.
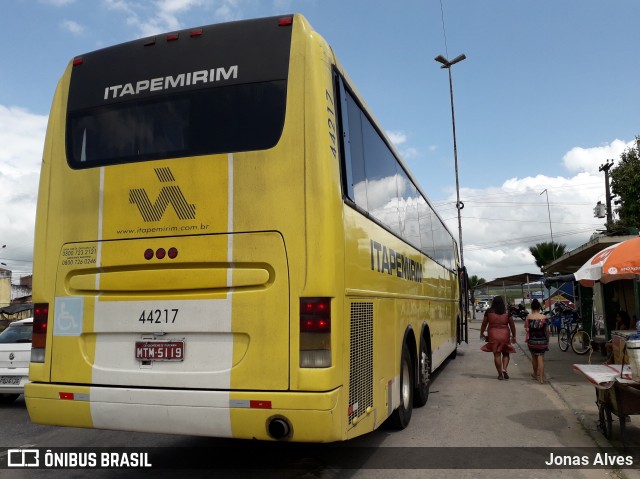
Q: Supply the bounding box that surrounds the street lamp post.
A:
[434,53,466,271]
[540,189,555,259]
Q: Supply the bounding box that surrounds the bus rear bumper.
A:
[25,382,343,442]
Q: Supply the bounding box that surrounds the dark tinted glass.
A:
[345,92,368,210]
[67,81,286,167]
[397,167,420,247]
[0,323,33,343]
[361,113,400,235]
[337,75,456,270]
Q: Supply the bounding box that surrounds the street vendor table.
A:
[573,364,640,447]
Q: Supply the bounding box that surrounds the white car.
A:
[475,301,490,313]
[0,318,33,403]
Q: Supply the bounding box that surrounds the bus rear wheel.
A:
[414,336,430,407]
[386,343,414,429]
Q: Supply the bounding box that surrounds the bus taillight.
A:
[31,303,49,363]
[299,298,331,368]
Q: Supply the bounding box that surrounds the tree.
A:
[469,275,486,310]
[610,139,640,229]
[529,242,567,271]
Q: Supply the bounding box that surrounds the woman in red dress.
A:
[480,296,516,380]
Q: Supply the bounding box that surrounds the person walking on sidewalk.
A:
[480,296,516,380]
[525,299,550,384]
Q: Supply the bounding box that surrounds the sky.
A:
[1,0,639,282]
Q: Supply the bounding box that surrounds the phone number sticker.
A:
[61,245,97,266]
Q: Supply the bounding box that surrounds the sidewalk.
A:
[470,313,640,452]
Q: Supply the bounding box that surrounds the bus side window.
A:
[338,77,368,211]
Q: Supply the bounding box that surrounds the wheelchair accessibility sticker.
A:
[54,297,84,336]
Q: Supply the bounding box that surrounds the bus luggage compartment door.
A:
[50,232,290,391]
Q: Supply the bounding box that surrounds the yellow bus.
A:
[26,14,466,442]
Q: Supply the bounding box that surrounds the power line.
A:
[465,226,596,251]
[457,216,604,226]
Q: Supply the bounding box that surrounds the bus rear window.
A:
[66,80,286,167]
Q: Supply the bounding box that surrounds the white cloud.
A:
[103,0,246,37]
[562,139,633,174]
[0,105,47,277]
[453,168,610,281]
[387,130,419,160]
[61,19,85,35]
[387,130,407,145]
[401,147,419,160]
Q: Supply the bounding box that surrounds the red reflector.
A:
[300,298,331,332]
[144,248,154,260]
[34,304,49,331]
[156,248,166,259]
[168,247,178,259]
[72,56,84,66]
[190,28,203,37]
[278,16,293,26]
[166,33,179,41]
[302,318,331,332]
[250,400,272,409]
[59,392,74,400]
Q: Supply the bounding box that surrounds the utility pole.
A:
[598,160,615,228]
[540,189,555,259]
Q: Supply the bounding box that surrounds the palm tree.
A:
[469,275,486,311]
[529,242,567,271]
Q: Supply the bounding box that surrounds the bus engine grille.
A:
[348,302,373,425]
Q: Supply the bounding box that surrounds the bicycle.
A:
[557,311,591,355]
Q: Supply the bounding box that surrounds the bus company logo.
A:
[8,449,40,467]
[129,168,196,222]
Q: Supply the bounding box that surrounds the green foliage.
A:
[529,242,567,270]
[610,141,640,229]
[468,275,486,308]
[469,275,486,289]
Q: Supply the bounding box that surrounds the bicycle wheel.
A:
[571,329,592,355]
[558,328,569,352]
[598,402,613,439]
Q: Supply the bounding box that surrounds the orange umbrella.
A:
[574,237,640,286]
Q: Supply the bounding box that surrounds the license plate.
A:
[135,340,185,361]
[0,376,21,385]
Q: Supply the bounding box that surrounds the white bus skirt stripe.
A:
[90,387,232,437]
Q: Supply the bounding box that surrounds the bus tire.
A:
[387,342,414,429]
[414,336,430,407]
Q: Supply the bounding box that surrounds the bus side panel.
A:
[342,206,457,431]
[289,17,346,397]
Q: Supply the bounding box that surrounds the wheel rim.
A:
[572,330,591,354]
[401,359,411,409]
[419,350,430,385]
[558,329,569,351]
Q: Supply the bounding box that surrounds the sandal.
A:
[530,373,538,380]
[498,375,504,380]
[503,371,509,380]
